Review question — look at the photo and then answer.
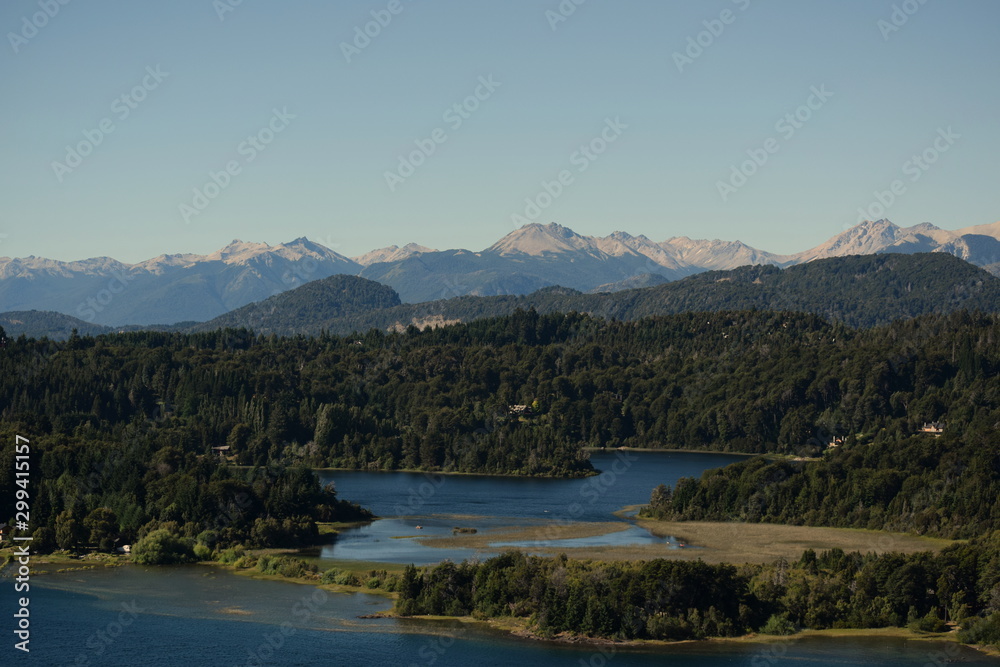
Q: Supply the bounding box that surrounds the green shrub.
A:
[278,558,307,579]
[909,610,947,633]
[646,614,693,640]
[195,530,219,549]
[334,571,358,586]
[760,613,798,636]
[233,555,256,569]
[217,546,246,564]
[958,613,1000,647]
[131,530,195,565]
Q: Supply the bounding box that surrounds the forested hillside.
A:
[193,274,401,334]
[0,310,111,339]
[2,308,998,478]
[195,253,1000,335]
[9,253,998,340]
[643,389,1000,539]
[3,307,1000,643]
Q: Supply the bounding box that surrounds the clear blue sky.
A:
[2,0,997,263]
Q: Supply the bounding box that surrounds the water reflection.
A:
[317,451,746,565]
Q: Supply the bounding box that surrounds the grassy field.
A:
[414,517,953,565]
[633,519,953,564]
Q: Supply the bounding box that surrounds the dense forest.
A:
[641,414,1000,540]
[396,536,1000,645]
[3,306,999,548]
[0,311,1000,475]
[2,308,999,478]
[3,298,1000,648]
[0,422,371,556]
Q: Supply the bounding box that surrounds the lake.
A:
[314,450,744,564]
[13,563,996,666]
[6,451,995,666]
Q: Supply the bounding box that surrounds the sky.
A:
[1,0,998,263]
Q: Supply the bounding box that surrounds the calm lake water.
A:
[319,450,746,522]
[7,451,996,666]
[11,565,997,666]
[315,451,743,564]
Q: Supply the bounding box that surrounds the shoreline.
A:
[19,554,997,658]
[383,610,999,656]
[310,465,598,479]
[582,446,759,457]
[312,447,758,479]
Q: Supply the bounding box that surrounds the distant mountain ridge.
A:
[0,310,111,339]
[7,253,1000,339]
[2,219,998,325]
[0,238,359,326]
[791,219,1000,266]
[191,252,1000,335]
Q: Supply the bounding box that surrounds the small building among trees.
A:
[920,422,946,436]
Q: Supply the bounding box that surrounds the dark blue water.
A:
[8,452,996,666]
[319,450,747,522]
[7,565,996,666]
[315,451,740,564]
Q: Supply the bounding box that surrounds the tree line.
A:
[2,308,999,480]
[396,536,1000,647]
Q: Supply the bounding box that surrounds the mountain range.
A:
[7,252,998,340]
[2,219,998,326]
[188,252,1000,335]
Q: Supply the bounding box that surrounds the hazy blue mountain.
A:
[180,253,1000,335]
[0,310,110,339]
[192,274,401,335]
[0,238,360,326]
[4,219,999,326]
